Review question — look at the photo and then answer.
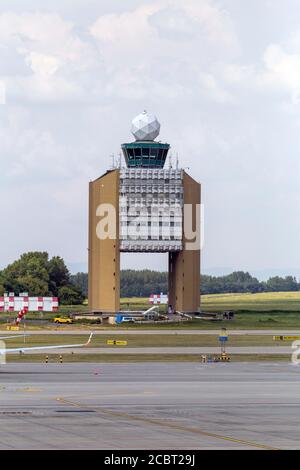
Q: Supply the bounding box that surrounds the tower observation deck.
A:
[121,111,170,168]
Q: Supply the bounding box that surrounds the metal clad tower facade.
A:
[88,112,201,313]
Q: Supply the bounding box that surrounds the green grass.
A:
[7,353,291,363]
[201,292,300,312]
[1,292,300,330]
[121,292,300,312]
[107,313,300,330]
[2,313,300,330]
[0,304,89,322]
[2,334,293,349]
[116,293,300,330]
[4,330,293,363]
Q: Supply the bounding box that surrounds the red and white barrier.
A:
[149,293,168,305]
[8,297,14,312]
[0,295,59,312]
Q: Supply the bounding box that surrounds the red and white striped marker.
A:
[15,308,27,326]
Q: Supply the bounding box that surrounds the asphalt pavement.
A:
[0,362,299,449]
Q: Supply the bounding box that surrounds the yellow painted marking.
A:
[273,336,300,341]
[56,397,279,450]
[17,387,43,393]
[106,340,127,346]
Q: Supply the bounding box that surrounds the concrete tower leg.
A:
[168,172,201,313]
[88,170,120,313]
[168,250,200,313]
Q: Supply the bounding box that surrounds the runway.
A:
[0,362,300,449]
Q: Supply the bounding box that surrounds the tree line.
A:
[70,270,300,297]
[1,253,299,302]
[201,272,300,294]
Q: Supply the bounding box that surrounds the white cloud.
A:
[198,72,234,103]
[90,4,158,45]
[0,2,239,104]
[171,0,237,48]
[90,0,238,50]
[261,44,300,102]
[26,52,62,76]
[221,32,300,105]
[0,1,299,273]
[89,0,239,103]
[0,11,85,63]
[0,11,100,102]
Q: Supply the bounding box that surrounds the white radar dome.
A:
[131,111,160,141]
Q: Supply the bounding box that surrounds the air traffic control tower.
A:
[88,112,201,314]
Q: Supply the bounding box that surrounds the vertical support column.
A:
[88,170,120,313]
[168,252,177,311]
[168,172,201,313]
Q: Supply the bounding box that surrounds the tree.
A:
[15,275,49,296]
[2,252,50,294]
[120,270,168,297]
[58,285,84,305]
[0,272,5,295]
[70,272,88,297]
[265,276,299,292]
[48,256,70,295]
[0,252,84,303]
[200,271,264,294]
[72,269,300,297]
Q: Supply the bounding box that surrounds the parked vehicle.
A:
[53,317,73,324]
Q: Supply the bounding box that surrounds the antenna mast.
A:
[110,154,115,169]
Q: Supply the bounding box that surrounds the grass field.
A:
[110,313,300,330]
[201,292,300,312]
[7,353,291,363]
[3,332,294,364]
[122,292,300,312]
[1,292,300,330]
[1,292,300,318]
[2,292,298,363]
[2,334,293,348]
[119,292,300,329]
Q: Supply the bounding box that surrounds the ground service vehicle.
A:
[54,317,73,324]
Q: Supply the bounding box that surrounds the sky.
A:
[0,0,299,279]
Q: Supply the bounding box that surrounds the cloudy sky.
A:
[0,0,299,278]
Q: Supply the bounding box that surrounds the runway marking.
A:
[17,388,43,393]
[56,397,279,450]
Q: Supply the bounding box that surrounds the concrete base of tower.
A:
[168,250,200,314]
